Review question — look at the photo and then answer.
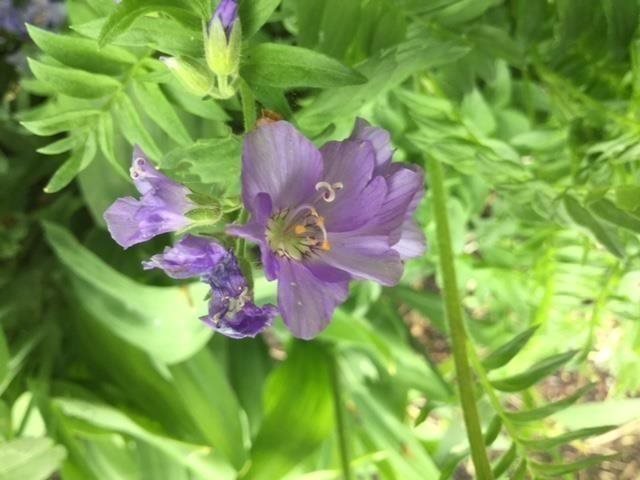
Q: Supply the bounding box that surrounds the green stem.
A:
[427,157,494,480]
[239,79,257,133]
[329,353,352,480]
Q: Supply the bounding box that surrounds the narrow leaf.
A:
[28,59,121,99]
[589,197,640,233]
[113,93,162,159]
[530,455,616,476]
[491,443,516,478]
[241,43,367,89]
[490,350,578,392]
[483,415,502,446]
[482,326,539,371]
[0,437,66,480]
[521,425,616,450]
[21,110,100,136]
[44,134,97,193]
[505,384,594,423]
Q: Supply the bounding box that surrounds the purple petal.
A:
[350,118,393,171]
[393,220,426,259]
[202,302,278,339]
[316,140,387,232]
[103,197,191,249]
[318,231,403,286]
[242,121,323,212]
[142,235,227,279]
[210,0,238,35]
[277,259,349,339]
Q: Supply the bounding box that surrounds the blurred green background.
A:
[1,0,640,478]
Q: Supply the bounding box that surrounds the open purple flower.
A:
[228,119,425,339]
[144,235,278,339]
[103,147,196,249]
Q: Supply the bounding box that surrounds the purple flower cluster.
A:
[103,119,425,340]
[103,149,277,339]
[228,119,425,338]
[0,0,65,38]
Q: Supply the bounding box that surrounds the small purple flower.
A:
[228,119,425,339]
[0,0,66,37]
[103,147,196,249]
[209,0,239,38]
[144,235,278,339]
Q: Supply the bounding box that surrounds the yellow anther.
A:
[294,225,306,235]
[320,240,331,251]
[316,216,325,227]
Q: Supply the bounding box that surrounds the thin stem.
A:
[427,157,494,480]
[329,353,352,480]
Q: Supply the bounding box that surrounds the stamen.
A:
[315,181,344,203]
[294,225,306,235]
[320,240,331,251]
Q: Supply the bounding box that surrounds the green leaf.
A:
[44,134,97,193]
[27,25,136,75]
[530,455,616,477]
[482,326,539,371]
[505,384,594,423]
[614,185,640,212]
[241,43,367,89]
[0,327,8,390]
[589,197,640,233]
[0,437,66,480]
[21,110,101,136]
[522,425,616,450]
[113,93,162,160]
[563,195,625,258]
[42,222,212,364]
[97,113,129,179]
[491,443,516,478]
[490,350,577,392]
[36,136,80,155]
[243,342,334,480]
[239,0,282,38]
[56,399,236,479]
[28,59,121,99]
[99,0,198,47]
[133,80,193,146]
[483,415,502,446]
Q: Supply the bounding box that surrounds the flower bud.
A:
[205,0,242,77]
[161,56,213,97]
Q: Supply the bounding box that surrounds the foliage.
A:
[1,0,640,479]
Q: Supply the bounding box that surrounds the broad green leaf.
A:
[243,342,334,480]
[133,81,193,146]
[589,197,640,233]
[482,326,539,371]
[239,0,282,37]
[21,110,101,136]
[242,43,367,89]
[317,0,361,60]
[28,59,121,99]
[521,425,615,450]
[27,25,136,75]
[490,350,577,392]
[99,0,198,47]
[56,399,235,480]
[530,455,615,477]
[44,133,97,193]
[169,348,246,469]
[42,222,212,364]
[0,437,66,480]
[505,384,594,423]
[563,195,625,258]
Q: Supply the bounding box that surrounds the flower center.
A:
[266,205,330,260]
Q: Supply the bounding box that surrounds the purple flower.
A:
[228,119,425,339]
[209,0,239,38]
[103,147,196,249]
[0,0,66,37]
[144,235,278,339]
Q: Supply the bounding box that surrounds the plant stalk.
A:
[427,157,494,479]
[329,353,352,480]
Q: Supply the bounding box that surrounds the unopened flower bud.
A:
[205,0,242,77]
[161,56,213,97]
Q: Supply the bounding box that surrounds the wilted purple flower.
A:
[103,147,196,249]
[228,119,425,339]
[144,235,278,339]
[209,0,239,38]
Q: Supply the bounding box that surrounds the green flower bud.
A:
[161,56,213,97]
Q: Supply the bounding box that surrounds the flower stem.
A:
[427,157,494,480]
[329,353,352,480]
